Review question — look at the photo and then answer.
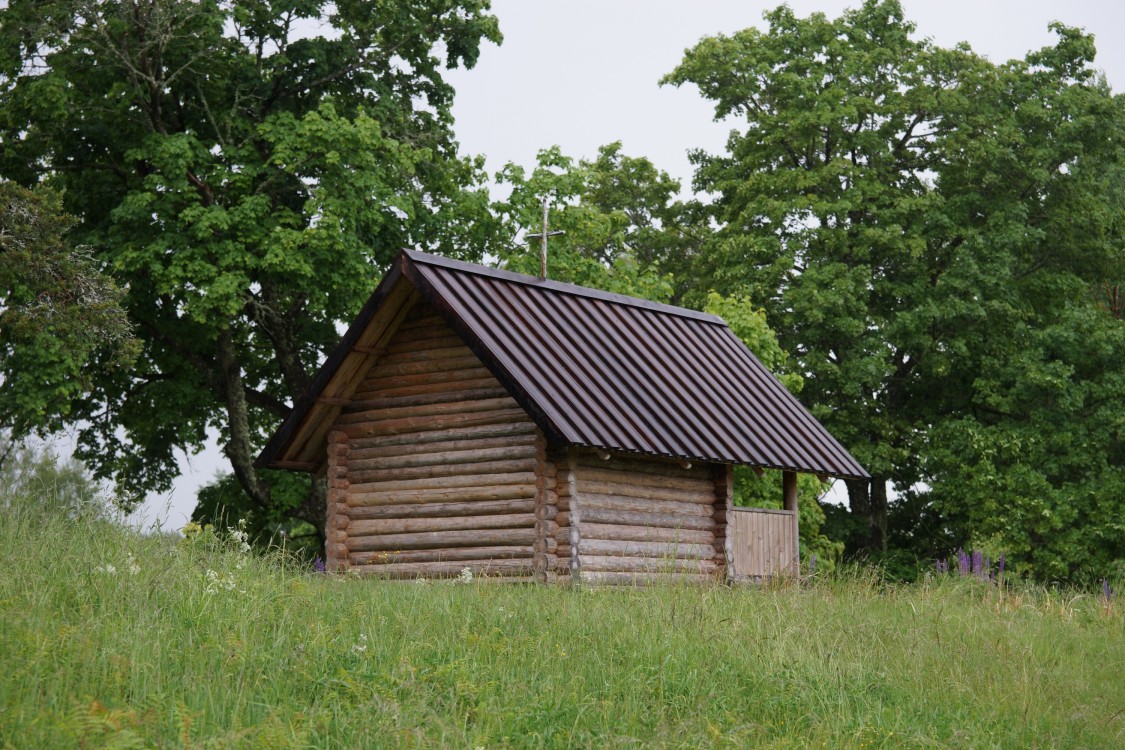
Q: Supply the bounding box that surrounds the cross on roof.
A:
[524,195,565,279]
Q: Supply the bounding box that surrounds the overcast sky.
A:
[130,0,1125,531]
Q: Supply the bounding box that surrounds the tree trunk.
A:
[845,476,887,553]
[217,328,272,510]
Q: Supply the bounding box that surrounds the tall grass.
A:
[1,498,1122,749]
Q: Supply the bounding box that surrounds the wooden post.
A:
[712,463,733,580]
[782,470,799,575]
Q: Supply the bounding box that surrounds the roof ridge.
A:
[403,249,726,325]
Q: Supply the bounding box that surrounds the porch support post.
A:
[782,470,799,575]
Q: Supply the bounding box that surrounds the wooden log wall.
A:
[566,448,725,584]
[328,303,539,580]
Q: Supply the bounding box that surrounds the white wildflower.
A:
[204,569,236,594]
[96,564,116,575]
[351,632,368,655]
[415,577,429,585]
[125,553,140,576]
[457,567,473,584]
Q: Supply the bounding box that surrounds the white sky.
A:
[130,0,1125,531]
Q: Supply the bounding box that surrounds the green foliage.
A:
[1,504,1122,748]
[0,434,113,519]
[193,470,321,558]
[0,182,137,438]
[665,0,1125,577]
[0,0,503,536]
[493,143,691,300]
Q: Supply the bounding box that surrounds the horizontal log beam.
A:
[347,484,535,507]
[346,498,536,521]
[354,368,496,396]
[335,396,519,426]
[348,512,534,536]
[348,445,535,473]
[339,408,530,439]
[578,555,717,574]
[578,522,715,545]
[364,354,484,379]
[580,453,711,480]
[576,571,716,586]
[346,527,536,551]
[574,480,715,504]
[578,492,715,517]
[578,466,715,493]
[578,538,716,561]
[349,471,537,495]
[558,507,717,531]
[348,422,536,451]
[385,334,464,355]
[348,545,533,566]
[351,559,535,579]
[347,458,537,485]
[376,344,476,367]
[344,387,510,413]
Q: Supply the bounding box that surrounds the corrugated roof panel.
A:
[407,251,868,479]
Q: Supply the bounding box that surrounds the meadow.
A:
[1,499,1121,749]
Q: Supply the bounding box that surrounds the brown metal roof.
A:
[257,249,868,479]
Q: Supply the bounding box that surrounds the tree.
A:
[0,0,503,541]
[492,143,695,300]
[0,182,137,439]
[665,0,1125,576]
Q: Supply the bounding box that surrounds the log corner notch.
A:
[325,430,350,572]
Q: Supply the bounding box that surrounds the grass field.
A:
[1,500,1122,749]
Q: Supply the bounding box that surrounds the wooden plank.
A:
[348,512,535,536]
[344,387,510,413]
[578,452,712,480]
[346,527,537,551]
[347,484,535,507]
[384,334,464,355]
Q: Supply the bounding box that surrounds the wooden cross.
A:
[525,195,564,280]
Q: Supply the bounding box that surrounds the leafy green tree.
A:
[493,143,696,301]
[0,0,502,540]
[665,0,1125,577]
[0,432,111,520]
[0,182,137,437]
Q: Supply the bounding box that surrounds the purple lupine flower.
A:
[1104,578,1113,602]
[314,555,326,573]
[958,548,969,576]
[997,554,1005,577]
[983,557,991,580]
[972,550,983,577]
[936,558,945,575]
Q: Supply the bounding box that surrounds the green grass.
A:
[1,501,1122,749]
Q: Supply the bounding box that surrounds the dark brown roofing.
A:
[257,249,868,479]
